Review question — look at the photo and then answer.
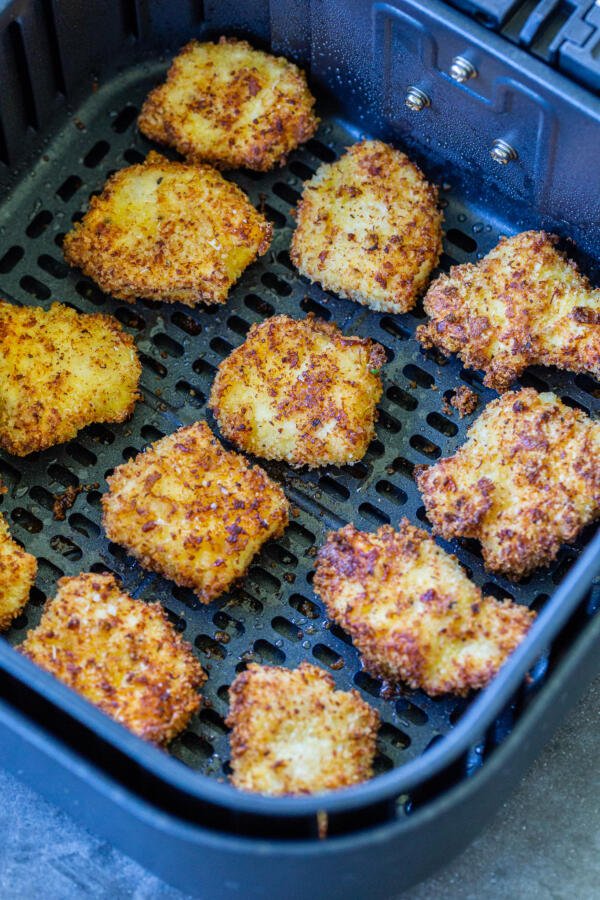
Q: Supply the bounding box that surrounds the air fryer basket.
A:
[0,0,598,896]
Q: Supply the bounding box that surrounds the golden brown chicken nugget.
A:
[290,140,442,313]
[102,421,289,602]
[314,521,535,697]
[209,314,386,468]
[0,301,141,456]
[416,389,600,579]
[138,37,318,171]
[63,152,271,306]
[227,662,379,795]
[417,231,600,392]
[20,573,205,744]
[0,512,37,630]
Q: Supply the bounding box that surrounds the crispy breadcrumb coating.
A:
[226,662,379,795]
[138,37,318,171]
[102,422,289,602]
[20,573,205,744]
[290,140,442,313]
[314,521,535,697]
[0,512,37,630]
[0,300,141,456]
[417,231,600,392]
[209,314,386,468]
[63,152,271,306]
[416,389,600,579]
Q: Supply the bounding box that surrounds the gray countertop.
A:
[0,678,598,900]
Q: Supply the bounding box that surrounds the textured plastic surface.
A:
[0,0,598,892]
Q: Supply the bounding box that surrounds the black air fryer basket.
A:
[0,1,598,897]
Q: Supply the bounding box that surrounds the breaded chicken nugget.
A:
[416,389,600,579]
[63,152,271,306]
[138,37,318,171]
[290,140,442,313]
[0,301,141,456]
[102,422,289,602]
[0,512,37,630]
[209,314,386,468]
[227,662,379,795]
[314,521,535,697]
[417,231,600,392]
[20,573,205,744]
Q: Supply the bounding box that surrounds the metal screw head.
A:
[490,139,518,164]
[405,86,430,111]
[449,56,477,83]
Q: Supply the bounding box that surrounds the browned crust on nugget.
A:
[209,313,386,468]
[416,389,600,579]
[290,140,442,313]
[0,300,141,456]
[226,662,379,795]
[314,521,535,696]
[20,573,205,744]
[102,421,289,602]
[138,37,318,171]
[0,512,37,630]
[417,231,600,391]
[63,152,271,306]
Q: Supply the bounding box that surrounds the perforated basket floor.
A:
[0,59,598,789]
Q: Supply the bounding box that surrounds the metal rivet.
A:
[449,56,477,83]
[490,139,518,164]
[405,86,430,111]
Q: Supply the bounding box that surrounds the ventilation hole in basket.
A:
[29,586,46,607]
[379,343,395,363]
[11,508,43,533]
[416,505,428,523]
[520,371,549,392]
[380,723,411,750]
[0,458,20,488]
[235,590,264,614]
[448,702,469,726]
[26,210,53,238]
[253,639,285,665]
[82,424,113,446]
[373,753,394,775]
[329,623,352,646]
[37,557,64,581]
[29,486,55,510]
[458,537,482,559]
[482,582,514,602]
[459,366,484,387]
[340,460,369,480]
[289,593,320,619]
[87,490,102,508]
[375,480,407,505]
[172,585,202,610]
[277,249,294,271]
[446,228,477,254]
[391,456,415,480]
[112,104,138,132]
[124,147,144,164]
[561,395,589,415]
[162,607,186,633]
[38,254,68,279]
[84,140,110,167]
[108,542,130,562]
[67,442,97,467]
[170,310,202,336]
[272,616,302,642]
[422,345,449,367]
[195,634,227,660]
[50,534,82,560]
[261,271,292,296]
[359,502,390,526]
[396,699,428,725]
[286,521,315,551]
[319,476,349,501]
[403,364,434,389]
[300,295,331,319]
[69,513,100,538]
[289,160,315,180]
[0,245,24,272]
[199,708,228,734]
[244,293,274,317]
[76,279,106,305]
[227,315,250,336]
[306,139,336,162]
[272,182,301,205]
[263,204,286,229]
[409,434,441,459]
[426,412,457,437]
[113,307,145,330]
[152,333,184,358]
[217,684,230,704]
[213,609,244,636]
[531,593,549,613]
[192,359,217,383]
[210,336,234,357]
[247,566,281,596]
[140,352,167,378]
[574,373,600,398]
[56,174,82,201]
[552,554,576,584]
[89,562,116,577]
[380,316,410,341]
[263,543,298,567]
[140,424,164,443]
[312,643,344,670]
[354,671,382,697]
[176,380,205,407]
[365,439,385,460]
[47,463,79,488]
[121,446,138,462]
[180,732,213,760]
[20,275,51,300]
[377,409,401,434]
[387,385,417,411]
[425,734,444,752]
[71,210,84,224]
